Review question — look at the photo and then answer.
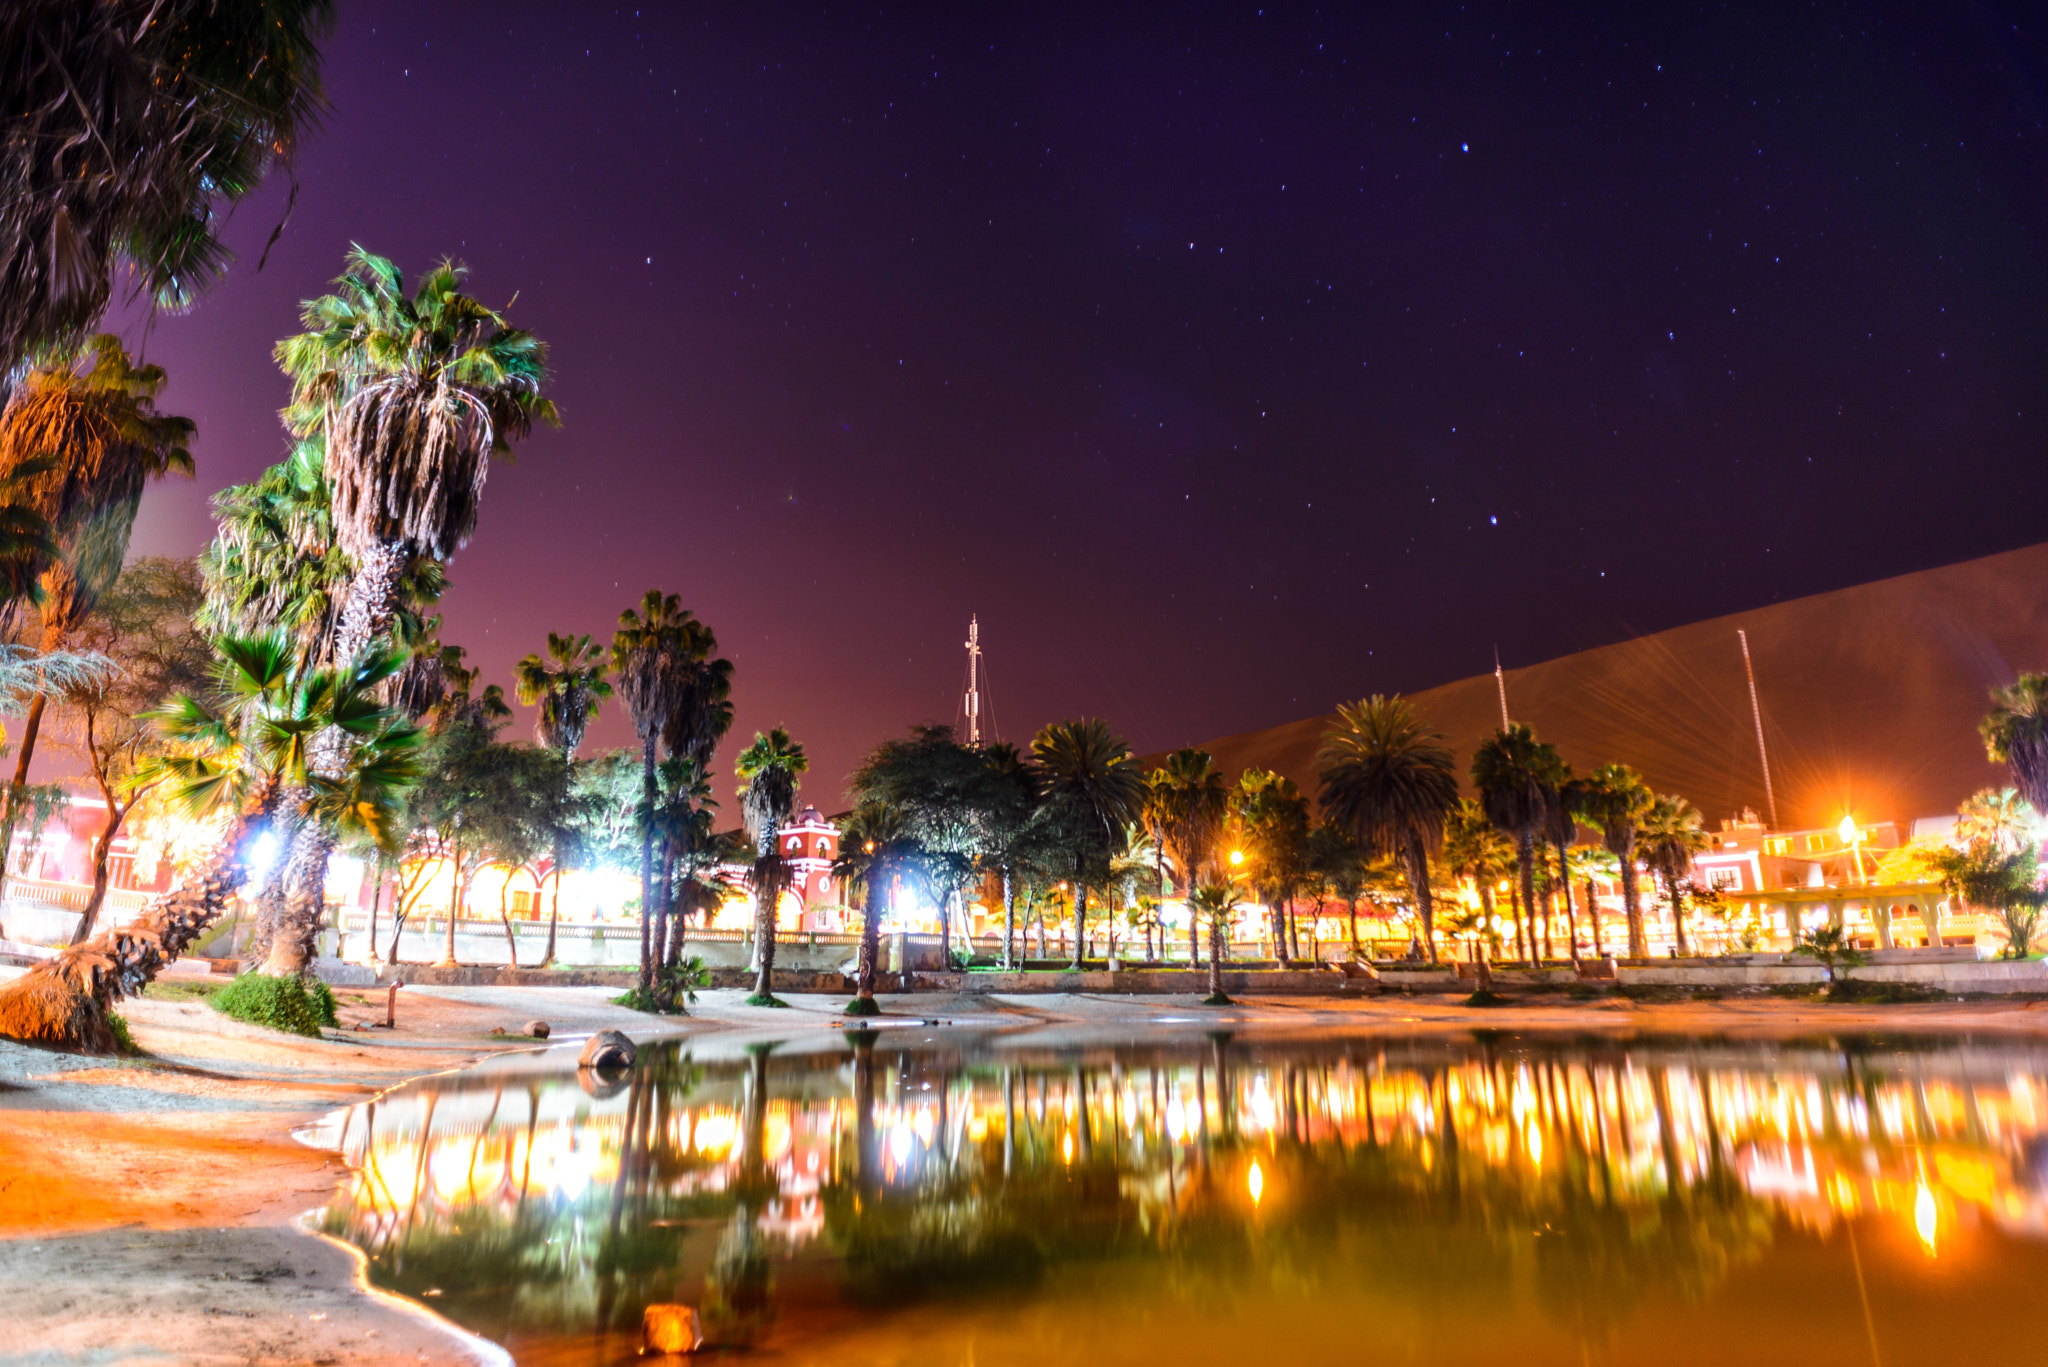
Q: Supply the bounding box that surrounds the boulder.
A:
[524,1019,551,1039]
[580,1029,636,1070]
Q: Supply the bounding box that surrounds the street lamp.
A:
[1838,815,1865,886]
[1228,849,1244,867]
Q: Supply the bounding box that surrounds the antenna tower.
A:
[1493,648,1511,729]
[1737,629,1778,829]
[962,616,984,746]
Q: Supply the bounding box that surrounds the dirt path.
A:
[5,972,2048,1365]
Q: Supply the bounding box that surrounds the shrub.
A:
[212,973,336,1038]
[108,1013,140,1055]
[614,957,707,1015]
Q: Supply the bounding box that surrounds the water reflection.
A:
[313,1030,2048,1364]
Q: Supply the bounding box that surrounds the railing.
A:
[3,877,152,917]
[331,910,865,947]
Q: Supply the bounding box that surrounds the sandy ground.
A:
[5,971,2048,1366]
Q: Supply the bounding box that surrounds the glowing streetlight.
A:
[1838,815,1866,886]
[1914,1179,1938,1256]
[1247,1158,1264,1206]
[1228,849,1245,867]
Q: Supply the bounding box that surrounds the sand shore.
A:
[4,971,2048,1365]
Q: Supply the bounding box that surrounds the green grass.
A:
[210,973,338,1038]
[108,1013,141,1056]
[744,993,790,1008]
[1464,989,1510,1007]
[843,995,881,1016]
[1200,992,1234,1006]
[141,978,224,1003]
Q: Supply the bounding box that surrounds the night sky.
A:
[113,2,2048,805]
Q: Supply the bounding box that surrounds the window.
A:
[1805,834,1825,853]
[1767,838,1789,856]
[1707,867,1740,891]
[786,836,800,853]
[816,839,829,856]
[512,890,536,915]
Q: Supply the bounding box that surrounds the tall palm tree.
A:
[1983,675,2048,813]
[0,629,418,1049]
[275,246,556,664]
[1470,723,1565,965]
[0,334,195,900]
[0,0,334,376]
[736,726,808,1005]
[1579,763,1653,958]
[611,590,694,994]
[1307,821,1370,957]
[1317,696,1460,964]
[514,631,611,968]
[1030,719,1147,971]
[1150,747,1231,967]
[979,740,1039,969]
[1638,794,1710,955]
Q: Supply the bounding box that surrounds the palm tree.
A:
[1316,696,1460,964]
[832,800,920,1015]
[1442,798,1516,959]
[1983,675,2048,813]
[513,632,610,967]
[1470,723,1565,965]
[1578,763,1653,958]
[1029,719,1147,971]
[0,630,418,1050]
[611,591,695,994]
[736,727,808,1005]
[1638,794,1710,955]
[0,0,334,376]
[979,741,1039,969]
[1190,878,1240,1005]
[0,334,195,897]
[274,246,557,664]
[1150,747,1231,966]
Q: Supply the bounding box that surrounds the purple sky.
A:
[112,2,2048,808]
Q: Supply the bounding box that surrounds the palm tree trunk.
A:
[1347,894,1361,957]
[1585,877,1602,958]
[1621,841,1647,958]
[543,867,562,967]
[857,875,881,1004]
[1001,864,1015,970]
[1207,915,1226,998]
[1517,830,1539,965]
[0,818,258,1050]
[638,737,656,994]
[1668,869,1690,956]
[1406,839,1438,965]
[1070,883,1089,970]
[750,835,781,1001]
[441,836,463,967]
[269,822,336,976]
[1553,839,1575,963]
[69,784,134,947]
[1186,854,1201,967]
[1508,879,1524,960]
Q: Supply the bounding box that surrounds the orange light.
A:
[1228,850,1245,867]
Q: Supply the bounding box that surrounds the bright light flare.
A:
[1915,1181,1938,1256]
[1248,1158,1264,1205]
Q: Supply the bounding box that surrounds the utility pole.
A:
[1738,629,1778,829]
[962,616,984,747]
[1493,648,1511,730]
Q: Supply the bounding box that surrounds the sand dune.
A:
[1181,542,2048,828]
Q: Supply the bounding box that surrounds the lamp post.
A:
[1838,815,1866,887]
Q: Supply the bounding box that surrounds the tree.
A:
[1792,923,1866,990]
[0,630,417,1049]
[1190,879,1240,1005]
[0,0,334,377]
[1578,763,1653,958]
[1317,696,1460,964]
[0,334,195,900]
[978,741,1040,969]
[1983,675,2048,814]
[1235,768,1310,964]
[1442,798,1515,961]
[1932,793,2045,959]
[736,727,808,1006]
[1307,822,1370,957]
[1148,747,1231,967]
[54,557,212,943]
[833,800,923,1014]
[1470,723,1565,965]
[611,591,695,993]
[1637,795,1709,956]
[275,246,557,664]
[514,631,611,966]
[1028,719,1146,971]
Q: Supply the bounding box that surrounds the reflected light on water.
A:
[311,1032,2048,1366]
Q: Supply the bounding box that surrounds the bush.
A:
[108,1012,140,1055]
[614,957,708,1015]
[212,973,336,1038]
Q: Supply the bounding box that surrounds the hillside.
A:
[1183,542,2048,829]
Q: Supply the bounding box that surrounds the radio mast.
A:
[1738,629,1778,828]
[962,616,984,746]
[1493,647,1511,729]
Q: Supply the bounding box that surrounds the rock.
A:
[642,1302,703,1354]
[524,1019,550,1039]
[580,1029,636,1070]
